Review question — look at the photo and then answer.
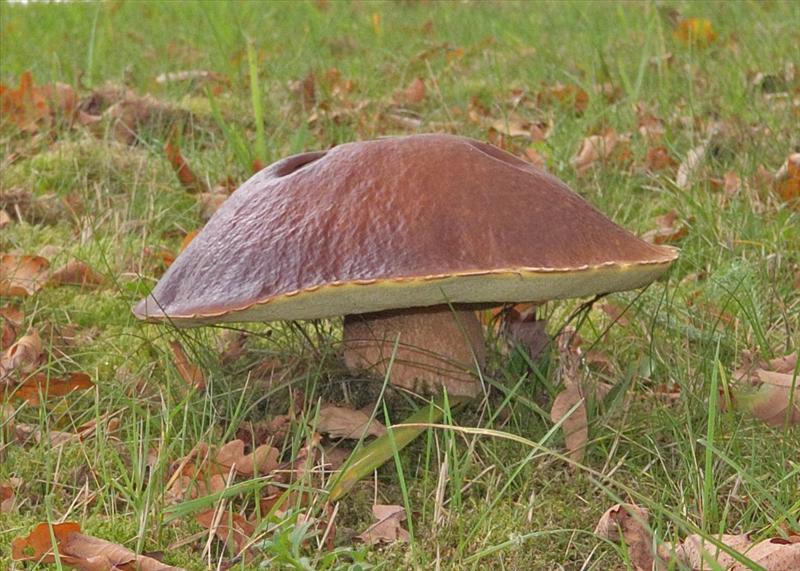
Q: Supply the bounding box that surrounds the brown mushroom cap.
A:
[133,134,677,325]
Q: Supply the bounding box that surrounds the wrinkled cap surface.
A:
[134,134,677,324]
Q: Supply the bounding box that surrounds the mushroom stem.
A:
[342,305,486,398]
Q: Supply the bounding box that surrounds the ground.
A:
[1,1,799,570]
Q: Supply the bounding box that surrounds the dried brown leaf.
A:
[168,340,206,391]
[729,537,800,571]
[642,210,689,244]
[775,153,800,206]
[645,146,677,171]
[1,329,42,380]
[0,254,50,296]
[571,130,618,174]
[396,77,426,105]
[0,477,22,513]
[551,331,611,463]
[594,504,662,571]
[196,509,255,557]
[9,372,94,405]
[674,533,753,569]
[357,504,410,545]
[49,260,106,289]
[732,351,799,426]
[165,141,209,194]
[11,521,184,570]
[317,404,386,439]
[214,439,279,476]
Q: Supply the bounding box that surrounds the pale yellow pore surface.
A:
[138,256,676,325]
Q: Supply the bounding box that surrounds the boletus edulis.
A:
[134,134,677,397]
[135,134,679,499]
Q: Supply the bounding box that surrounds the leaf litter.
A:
[596,503,800,570]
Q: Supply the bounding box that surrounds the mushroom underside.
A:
[342,305,486,398]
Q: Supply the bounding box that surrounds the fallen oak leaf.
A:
[0,254,50,296]
[196,509,255,558]
[48,260,106,289]
[357,504,410,545]
[0,71,77,132]
[9,372,94,405]
[213,439,279,476]
[316,404,387,439]
[11,521,185,570]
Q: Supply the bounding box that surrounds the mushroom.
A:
[134,134,677,397]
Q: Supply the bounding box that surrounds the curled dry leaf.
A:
[594,504,659,571]
[489,113,551,141]
[774,153,800,206]
[675,143,707,190]
[728,537,800,571]
[165,140,209,194]
[214,439,279,476]
[645,146,677,171]
[12,521,185,570]
[0,329,42,380]
[500,304,550,361]
[358,504,410,545]
[317,404,387,439]
[550,330,612,463]
[49,260,106,289]
[674,533,753,569]
[597,503,800,570]
[168,340,206,391]
[642,210,689,245]
[731,351,799,426]
[538,82,589,114]
[395,77,426,105]
[710,171,742,197]
[235,415,292,449]
[0,254,50,296]
[196,509,255,558]
[1,305,23,350]
[1,477,22,513]
[571,130,622,175]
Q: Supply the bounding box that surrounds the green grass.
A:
[1,0,799,569]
